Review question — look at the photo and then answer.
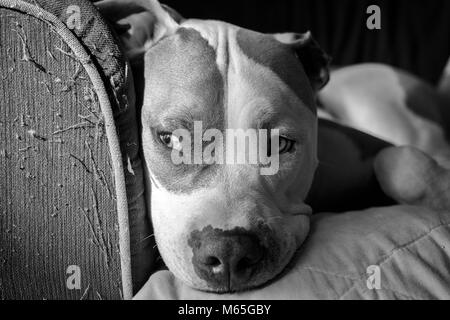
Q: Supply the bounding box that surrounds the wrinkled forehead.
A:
[142,20,315,124]
[142,26,224,126]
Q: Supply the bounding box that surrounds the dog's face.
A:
[97,0,329,292]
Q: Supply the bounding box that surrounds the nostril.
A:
[235,249,263,274]
[236,257,253,272]
[203,256,227,275]
[204,256,221,267]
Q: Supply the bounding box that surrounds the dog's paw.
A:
[374,146,450,211]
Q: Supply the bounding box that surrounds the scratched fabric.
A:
[0,0,154,299]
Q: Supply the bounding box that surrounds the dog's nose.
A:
[190,228,264,290]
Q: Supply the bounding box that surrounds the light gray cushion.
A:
[135,205,450,299]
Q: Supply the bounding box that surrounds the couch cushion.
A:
[136,205,450,299]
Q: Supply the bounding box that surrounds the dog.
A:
[96,0,450,293]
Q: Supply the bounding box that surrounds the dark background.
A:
[163,0,450,85]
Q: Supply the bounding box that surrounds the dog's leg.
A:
[374,146,450,211]
[318,63,450,166]
[319,63,450,211]
[438,57,450,105]
[438,57,450,137]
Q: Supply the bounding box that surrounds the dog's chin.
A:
[160,216,311,294]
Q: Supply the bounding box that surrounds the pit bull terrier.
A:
[96,0,450,293]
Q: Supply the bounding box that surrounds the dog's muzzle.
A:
[188,224,281,292]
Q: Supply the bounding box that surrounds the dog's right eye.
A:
[158,132,182,151]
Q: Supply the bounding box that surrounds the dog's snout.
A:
[197,233,263,276]
[189,226,265,291]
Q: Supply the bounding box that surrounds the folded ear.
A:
[273,31,331,91]
[95,0,181,61]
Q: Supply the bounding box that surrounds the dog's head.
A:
[97,0,330,292]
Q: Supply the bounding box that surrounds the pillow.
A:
[135,205,450,299]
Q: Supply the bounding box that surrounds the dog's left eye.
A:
[278,136,295,154]
[158,132,182,151]
[268,136,295,156]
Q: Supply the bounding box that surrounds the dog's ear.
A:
[95,0,182,61]
[273,31,331,91]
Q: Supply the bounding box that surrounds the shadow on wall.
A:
[161,0,450,85]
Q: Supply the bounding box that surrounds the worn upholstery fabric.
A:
[136,205,450,299]
[0,0,153,299]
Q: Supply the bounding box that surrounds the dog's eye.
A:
[266,136,295,156]
[158,132,182,151]
[278,136,295,154]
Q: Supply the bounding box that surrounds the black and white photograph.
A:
[1,0,450,305]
